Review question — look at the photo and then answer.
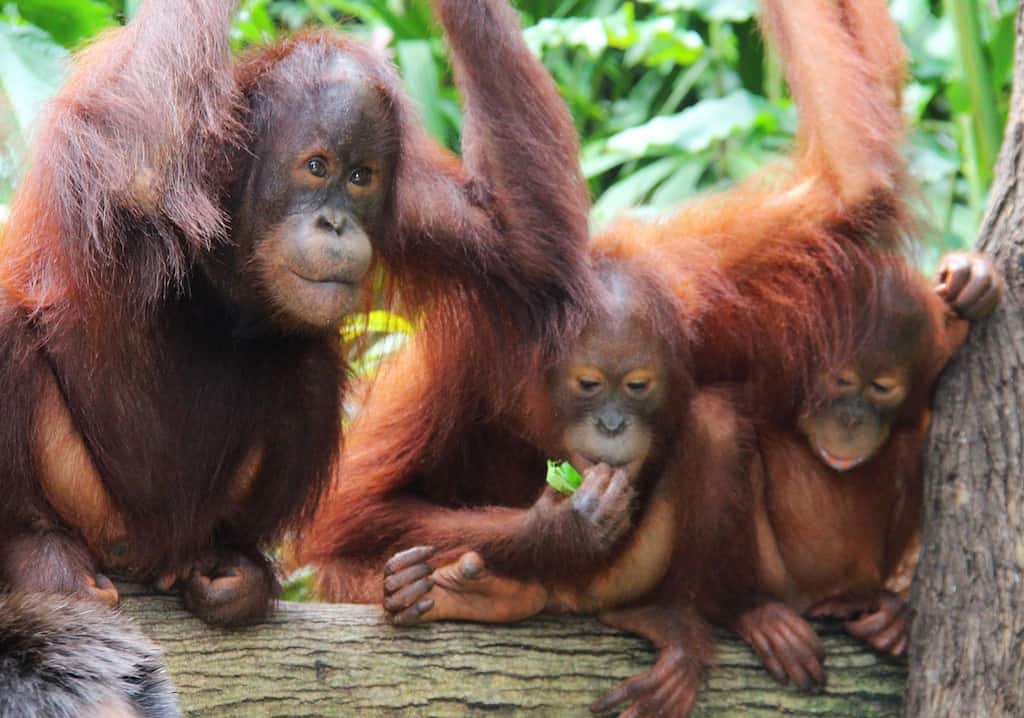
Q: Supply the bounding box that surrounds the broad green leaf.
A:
[908,133,959,183]
[569,17,608,55]
[581,143,632,178]
[324,0,435,40]
[13,0,116,48]
[989,12,1016,89]
[123,0,142,20]
[231,0,276,47]
[269,1,313,29]
[649,156,707,207]
[924,16,956,62]
[890,0,931,34]
[0,20,68,138]
[903,82,936,122]
[724,143,777,181]
[396,39,447,142]
[647,0,756,22]
[591,156,685,226]
[607,90,768,156]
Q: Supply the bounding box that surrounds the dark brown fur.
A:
[0,0,593,625]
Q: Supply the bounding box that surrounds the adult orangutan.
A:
[0,0,592,626]
[297,0,920,714]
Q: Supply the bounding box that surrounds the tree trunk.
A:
[905,6,1024,717]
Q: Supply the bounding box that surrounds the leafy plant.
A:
[0,0,1014,265]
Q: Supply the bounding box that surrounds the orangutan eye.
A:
[307,157,328,178]
[578,377,601,393]
[626,380,649,393]
[836,376,854,387]
[349,166,373,186]
[870,381,893,394]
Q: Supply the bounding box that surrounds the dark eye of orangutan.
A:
[870,381,893,394]
[307,157,328,178]
[349,166,373,186]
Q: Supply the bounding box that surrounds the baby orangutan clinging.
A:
[731,251,1002,692]
[800,252,1000,473]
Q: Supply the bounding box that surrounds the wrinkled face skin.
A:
[229,53,397,332]
[548,318,670,481]
[798,365,911,471]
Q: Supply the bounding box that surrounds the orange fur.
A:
[33,371,127,555]
[297,0,914,583]
[296,1,918,713]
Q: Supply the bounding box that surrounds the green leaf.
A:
[122,0,141,20]
[607,90,769,156]
[580,142,632,178]
[280,567,315,602]
[12,0,116,48]
[591,156,684,226]
[988,11,1016,89]
[348,333,409,378]
[396,39,447,142]
[341,310,414,342]
[231,0,276,48]
[890,0,931,34]
[546,460,583,495]
[649,156,708,207]
[0,19,68,137]
[646,0,756,22]
[903,81,936,122]
[908,132,959,184]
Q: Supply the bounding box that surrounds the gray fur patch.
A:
[0,593,180,718]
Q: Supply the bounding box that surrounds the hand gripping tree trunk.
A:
[905,7,1024,717]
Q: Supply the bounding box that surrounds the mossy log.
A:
[120,587,905,717]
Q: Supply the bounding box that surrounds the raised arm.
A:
[760,0,906,207]
[383,0,594,346]
[2,0,241,312]
[623,0,914,411]
[440,0,589,237]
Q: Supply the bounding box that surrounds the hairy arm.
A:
[3,0,240,311]
[386,0,593,346]
[759,0,905,207]
[297,333,632,582]
[387,468,635,582]
[645,0,912,408]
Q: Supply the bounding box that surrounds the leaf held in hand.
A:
[546,460,583,495]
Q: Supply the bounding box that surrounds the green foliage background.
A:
[0,0,1015,269]
[0,0,1013,600]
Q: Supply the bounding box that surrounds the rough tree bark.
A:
[118,587,904,717]
[905,6,1024,717]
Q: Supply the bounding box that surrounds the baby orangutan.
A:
[732,251,1002,691]
[378,264,750,717]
